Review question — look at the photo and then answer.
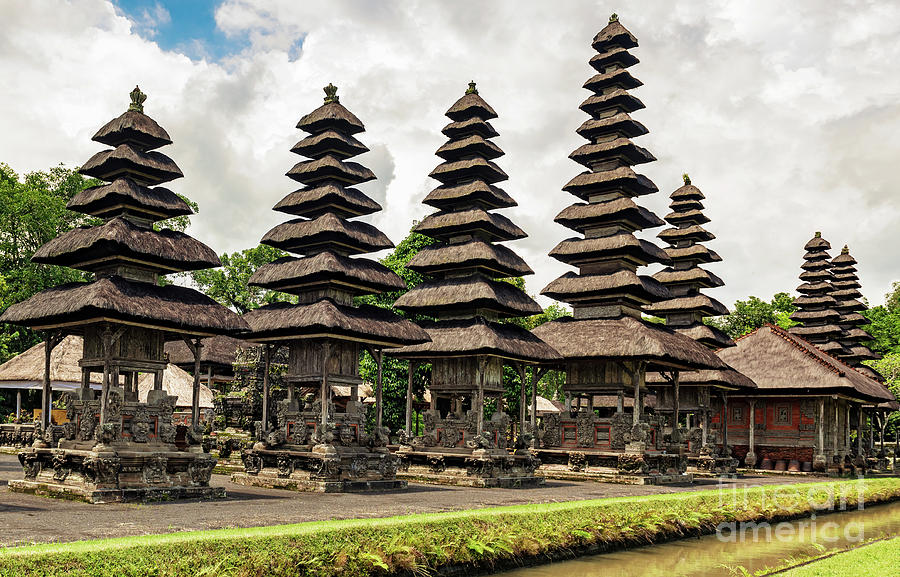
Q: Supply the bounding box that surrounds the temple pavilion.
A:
[0,87,249,502]
[531,15,726,483]
[165,335,253,389]
[231,84,429,492]
[644,175,756,473]
[388,82,560,487]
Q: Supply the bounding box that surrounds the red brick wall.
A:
[732,444,814,464]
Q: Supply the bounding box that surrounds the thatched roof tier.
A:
[789,324,844,339]
[793,294,838,308]
[576,113,647,140]
[669,198,704,212]
[563,166,657,200]
[261,213,393,255]
[815,341,849,355]
[441,117,499,139]
[394,276,543,318]
[644,294,729,317]
[831,288,863,299]
[286,156,376,186]
[549,234,671,267]
[669,184,705,201]
[799,269,832,282]
[832,278,861,290]
[554,198,665,233]
[844,327,874,340]
[80,144,183,186]
[832,250,857,267]
[243,300,428,347]
[663,209,710,225]
[579,89,645,116]
[569,139,655,168]
[532,315,727,371]
[647,366,757,391]
[665,244,721,264]
[32,217,220,274]
[137,364,214,409]
[165,335,254,370]
[789,308,840,323]
[790,233,844,350]
[296,100,365,135]
[273,183,381,219]
[92,108,172,151]
[720,325,893,403]
[583,68,642,92]
[67,178,192,221]
[423,181,516,211]
[804,234,831,251]
[428,158,509,185]
[673,323,735,350]
[414,208,526,242]
[592,16,638,50]
[797,281,835,294]
[445,89,499,121]
[657,224,715,243]
[388,317,560,363]
[829,246,881,368]
[0,276,249,336]
[541,270,667,305]
[652,267,724,288]
[589,46,639,71]
[844,345,879,362]
[435,134,503,161]
[248,252,405,295]
[407,240,533,278]
[290,129,369,159]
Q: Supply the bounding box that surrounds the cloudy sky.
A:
[1,0,898,310]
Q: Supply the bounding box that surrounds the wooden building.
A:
[388,82,560,487]
[231,84,429,492]
[531,16,726,483]
[645,175,757,473]
[0,87,248,502]
[165,335,253,389]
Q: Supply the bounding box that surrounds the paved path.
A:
[0,453,823,547]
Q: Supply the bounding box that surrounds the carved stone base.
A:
[8,479,224,503]
[231,472,406,493]
[688,455,738,475]
[396,447,544,488]
[534,448,691,485]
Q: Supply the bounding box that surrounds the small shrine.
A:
[0,87,249,502]
[531,16,726,484]
[389,81,560,487]
[645,175,756,474]
[232,84,430,492]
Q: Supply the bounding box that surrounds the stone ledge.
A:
[538,466,693,486]
[230,472,407,493]
[8,479,226,504]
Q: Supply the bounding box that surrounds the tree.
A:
[865,354,900,438]
[862,282,900,356]
[707,292,797,339]
[190,244,295,313]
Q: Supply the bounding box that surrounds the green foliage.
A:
[707,292,798,339]
[190,245,296,314]
[156,194,199,233]
[861,282,900,355]
[865,353,900,434]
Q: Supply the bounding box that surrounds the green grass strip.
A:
[2,478,898,577]
[773,536,899,576]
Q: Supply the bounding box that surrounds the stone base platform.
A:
[534,448,691,485]
[8,479,225,503]
[687,455,738,476]
[537,465,693,485]
[396,447,544,488]
[231,472,406,493]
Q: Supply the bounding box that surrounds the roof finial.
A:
[682,173,691,186]
[609,13,619,23]
[841,245,849,254]
[129,85,147,113]
[323,83,339,104]
[814,231,821,238]
[466,81,478,95]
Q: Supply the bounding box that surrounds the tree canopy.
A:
[706,292,797,339]
[190,244,295,314]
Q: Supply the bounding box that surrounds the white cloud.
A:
[0,0,898,311]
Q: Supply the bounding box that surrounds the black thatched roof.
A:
[589,46,639,71]
[0,276,249,336]
[92,109,172,151]
[582,67,643,92]
[243,299,428,347]
[296,101,365,135]
[647,366,757,391]
[407,240,533,278]
[249,251,405,295]
[290,129,369,159]
[395,276,542,318]
[273,183,381,219]
[414,208,526,242]
[441,117,499,140]
[80,144,183,186]
[32,217,220,274]
[286,155,376,186]
[569,138,655,168]
[645,294,729,317]
[261,213,393,255]
[429,157,509,185]
[422,180,516,211]
[445,89,499,121]
[165,335,254,369]
[389,317,560,363]
[549,234,670,267]
[563,166,657,201]
[436,134,503,161]
[674,323,735,350]
[532,315,727,371]
[554,197,665,233]
[541,270,668,305]
[67,177,192,221]
[576,113,647,140]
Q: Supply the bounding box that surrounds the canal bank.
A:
[2,477,898,577]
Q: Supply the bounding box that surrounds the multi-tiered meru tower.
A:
[1,87,249,502]
[389,82,559,487]
[789,233,846,355]
[532,15,724,482]
[645,175,755,473]
[233,84,429,492]
[830,247,880,373]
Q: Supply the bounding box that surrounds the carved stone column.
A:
[813,397,827,471]
[745,399,757,468]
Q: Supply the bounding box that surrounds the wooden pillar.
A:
[671,371,680,442]
[374,349,384,429]
[191,338,203,429]
[153,370,163,391]
[99,328,112,426]
[404,361,415,435]
[748,399,756,459]
[15,390,22,421]
[879,412,886,453]
[320,342,331,428]
[817,398,825,455]
[81,368,91,398]
[832,399,839,456]
[261,345,271,433]
[720,391,728,450]
[517,363,527,435]
[40,332,62,430]
[206,364,213,390]
[530,368,539,430]
[632,365,643,427]
[476,357,487,436]
[701,406,709,447]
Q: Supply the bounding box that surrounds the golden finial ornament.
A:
[465,81,478,95]
[323,83,339,104]
[682,173,691,186]
[609,13,619,23]
[129,85,147,113]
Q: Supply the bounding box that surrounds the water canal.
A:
[498,501,900,577]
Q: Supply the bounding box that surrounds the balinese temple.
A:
[722,233,895,473]
[830,247,881,375]
[531,16,725,483]
[232,84,429,492]
[389,82,559,487]
[645,175,756,473]
[0,87,249,502]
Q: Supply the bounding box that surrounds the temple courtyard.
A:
[0,452,825,547]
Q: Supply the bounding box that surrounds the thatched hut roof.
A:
[549,234,670,267]
[261,213,393,255]
[81,144,183,186]
[576,112,646,140]
[407,240,533,278]
[0,336,101,389]
[414,208,526,243]
[0,276,250,336]
[445,90,498,121]
[441,117,498,139]
[249,252,405,296]
[562,165,656,201]
[92,108,172,151]
[554,198,664,233]
[532,315,727,371]
[286,156,376,186]
[394,276,543,318]
[541,270,667,305]
[569,138,654,168]
[423,181,516,211]
[273,184,381,219]
[67,177,192,220]
[647,366,757,391]
[296,100,365,135]
[165,335,254,371]
[719,325,894,403]
[137,363,213,409]
[436,134,503,161]
[290,129,369,159]
[389,317,561,363]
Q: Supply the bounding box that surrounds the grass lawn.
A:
[775,536,899,576]
[2,478,898,577]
